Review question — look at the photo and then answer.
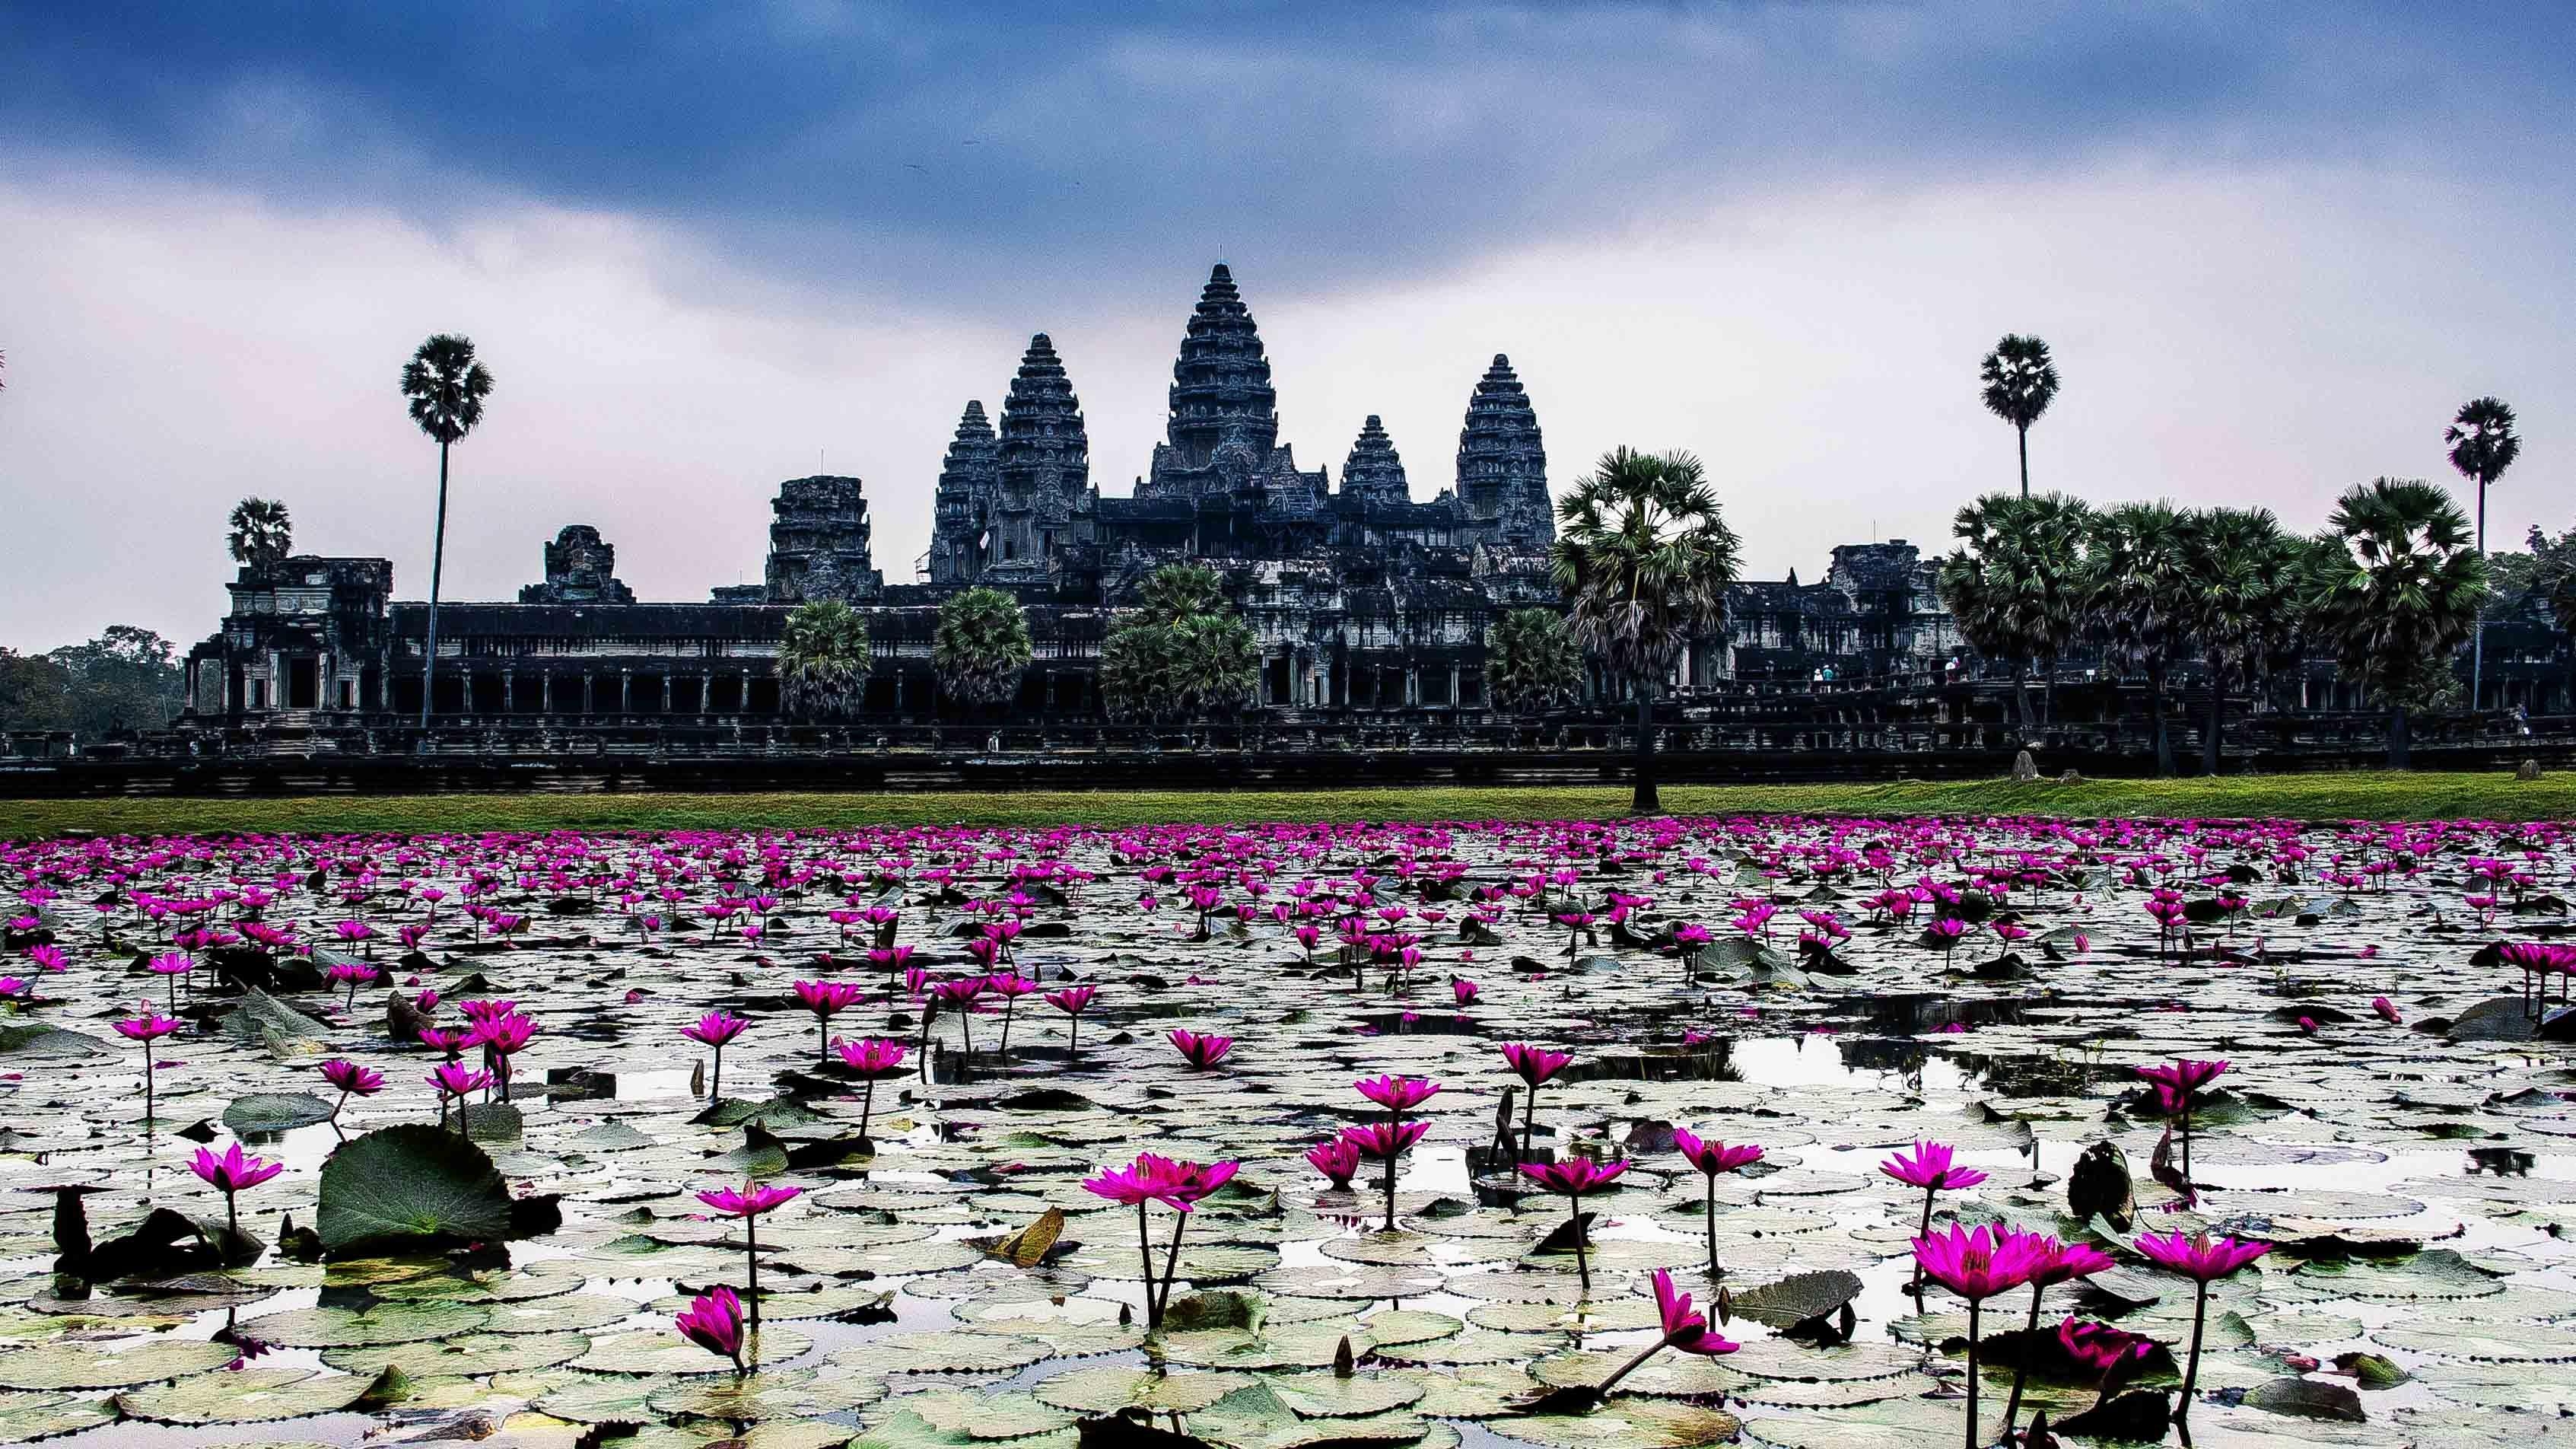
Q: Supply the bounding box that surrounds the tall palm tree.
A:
[1935,492,2091,732]
[2304,479,2488,769]
[1484,607,1585,713]
[1980,334,2061,499]
[226,498,294,571]
[778,600,873,721]
[2444,396,2520,709]
[2083,502,2196,776]
[934,586,1034,713]
[2178,508,2306,775]
[1097,564,1258,722]
[1550,447,1741,814]
[401,335,496,726]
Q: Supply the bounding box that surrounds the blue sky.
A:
[2,2,2572,646]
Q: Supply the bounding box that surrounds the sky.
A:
[2,1,2572,651]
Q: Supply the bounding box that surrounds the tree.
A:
[1979,334,2060,499]
[1096,564,1259,722]
[2444,396,2520,709]
[1935,492,2091,731]
[2515,524,2576,710]
[8,627,186,740]
[227,498,294,570]
[1550,447,1741,814]
[2303,478,2488,769]
[1484,607,1584,713]
[777,600,872,721]
[2177,508,2307,774]
[401,335,496,726]
[934,586,1034,712]
[2083,502,2196,776]
[0,649,73,734]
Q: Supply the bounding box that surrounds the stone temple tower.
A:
[927,400,998,584]
[988,333,1090,578]
[1456,354,1552,548]
[1164,263,1277,471]
[1339,416,1410,508]
[762,476,883,602]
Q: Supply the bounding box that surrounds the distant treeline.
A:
[0,626,186,740]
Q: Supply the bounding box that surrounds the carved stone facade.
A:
[759,476,883,603]
[520,524,634,605]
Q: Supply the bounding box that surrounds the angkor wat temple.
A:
[172,264,2573,750]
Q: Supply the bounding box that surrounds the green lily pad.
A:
[0,1337,241,1390]
[113,1365,377,1424]
[222,1092,336,1133]
[315,1125,518,1253]
[246,1299,492,1347]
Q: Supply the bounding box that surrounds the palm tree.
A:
[1097,564,1258,722]
[1935,492,2091,732]
[2178,508,2306,774]
[2444,396,2520,709]
[2083,502,2196,776]
[934,587,1034,712]
[1550,447,1741,814]
[1980,335,2061,499]
[400,335,496,726]
[1484,607,1585,713]
[777,600,873,721]
[2304,479,2488,769]
[226,498,294,571]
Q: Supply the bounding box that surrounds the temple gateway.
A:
[182,264,1973,731]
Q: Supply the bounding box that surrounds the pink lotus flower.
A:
[1519,1156,1629,1290]
[1452,978,1480,1007]
[1169,1027,1232,1070]
[1044,983,1099,1063]
[1998,1233,2119,1435]
[682,1010,750,1098]
[117,1008,183,1123]
[1672,1128,1763,1277]
[2372,995,2402,1024]
[1342,1119,1430,1161]
[1881,1139,1986,1192]
[1355,1074,1440,1113]
[1083,1152,1242,1326]
[835,1036,909,1140]
[698,1181,801,1218]
[1305,1135,1363,1189]
[1588,1268,1741,1400]
[318,1058,383,1122]
[1911,1224,2049,1449]
[2136,1231,2270,1422]
[698,1180,802,1330]
[189,1142,283,1235]
[675,1284,747,1374]
[792,979,863,1064]
[2058,1317,2156,1400]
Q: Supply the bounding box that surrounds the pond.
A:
[0,814,2571,1449]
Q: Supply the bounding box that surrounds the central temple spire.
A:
[1166,262,1279,471]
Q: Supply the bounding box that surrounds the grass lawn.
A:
[0,772,2569,839]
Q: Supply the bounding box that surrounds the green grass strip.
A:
[2,772,2569,840]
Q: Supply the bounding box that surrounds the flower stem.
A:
[1155,1208,1190,1322]
[1570,1196,1591,1293]
[1964,1298,1982,1449]
[1595,1333,1675,1397]
[745,1214,762,1333]
[1702,1175,1719,1278]
[1137,1201,1159,1329]
[2001,1281,2045,1435]
[1382,1107,1401,1231]
[2178,1279,2209,1419]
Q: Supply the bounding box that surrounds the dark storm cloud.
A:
[10,2,2571,310]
